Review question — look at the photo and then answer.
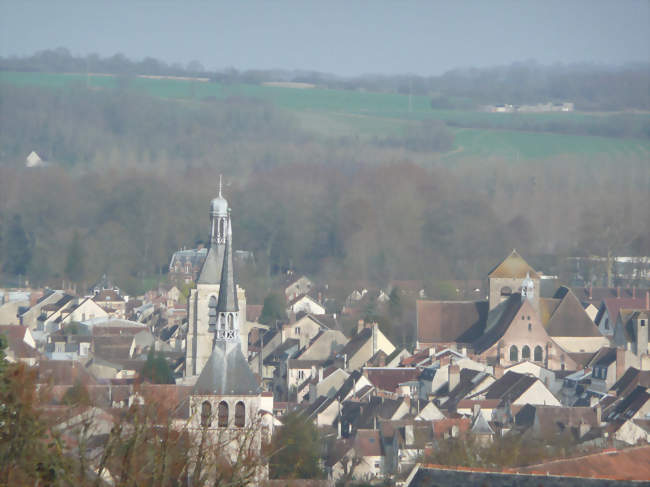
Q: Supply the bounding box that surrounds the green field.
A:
[2,70,649,160]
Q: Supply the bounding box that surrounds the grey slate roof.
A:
[216,220,238,312]
[197,244,224,285]
[472,295,524,354]
[193,341,260,395]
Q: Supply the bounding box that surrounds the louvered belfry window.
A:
[218,401,229,427]
[235,401,245,427]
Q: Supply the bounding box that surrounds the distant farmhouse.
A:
[484,102,574,113]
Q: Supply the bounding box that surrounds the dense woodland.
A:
[0,60,649,300]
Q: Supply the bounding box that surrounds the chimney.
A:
[472,403,481,419]
[357,320,365,335]
[405,423,414,445]
[616,348,626,380]
[448,364,460,391]
[318,367,323,382]
[318,292,322,303]
[589,285,593,300]
[595,404,602,425]
[372,323,378,356]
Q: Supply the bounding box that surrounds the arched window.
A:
[219,218,225,239]
[509,345,518,362]
[227,313,234,330]
[528,323,532,332]
[522,345,531,360]
[235,401,245,427]
[534,345,543,362]
[218,401,229,427]
[201,401,212,427]
[500,286,512,296]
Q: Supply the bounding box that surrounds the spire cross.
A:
[219,174,222,197]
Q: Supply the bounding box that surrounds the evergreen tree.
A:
[388,286,402,319]
[2,214,31,276]
[141,349,174,384]
[269,412,323,479]
[64,231,85,283]
[259,292,287,325]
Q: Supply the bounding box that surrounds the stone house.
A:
[338,323,395,371]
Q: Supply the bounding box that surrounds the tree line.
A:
[3,49,648,111]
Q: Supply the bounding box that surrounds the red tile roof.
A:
[517,445,650,481]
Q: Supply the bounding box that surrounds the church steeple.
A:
[213,215,239,341]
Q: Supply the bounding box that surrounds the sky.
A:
[0,1,648,77]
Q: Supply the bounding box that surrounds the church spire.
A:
[214,214,239,341]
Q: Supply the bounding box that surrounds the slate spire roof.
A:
[216,217,238,312]
[193,341,260,395]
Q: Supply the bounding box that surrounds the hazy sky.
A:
[1,1,648,76]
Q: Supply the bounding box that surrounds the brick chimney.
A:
[616,348,626,380]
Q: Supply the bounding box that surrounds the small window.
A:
[641,320,646,327]
[298,370,305,380]
[528,323,532,331]
[295,327,301,336]
[605,318,609,330]
[527,316,530,320]
[235,401,245,428]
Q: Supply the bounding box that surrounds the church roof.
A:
[197,244,224,285]
[488,250,539,279]
[472,295,525,354]
[416,300,488,344]
[193,342,260,395]
[543,286,603,337]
